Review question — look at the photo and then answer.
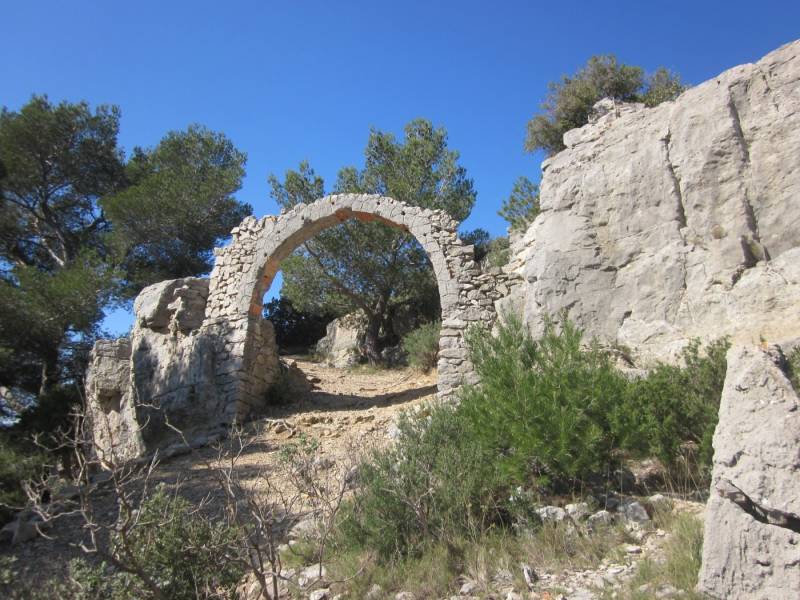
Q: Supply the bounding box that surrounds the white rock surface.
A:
[507,40,800,364]
[697,344,800,599]
[315,311,368,368]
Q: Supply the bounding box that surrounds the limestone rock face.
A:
[85,338,144,462]
[86,277,280,460]
[315,312,367,368]
[697,344,800,599]
[508,40,800,362]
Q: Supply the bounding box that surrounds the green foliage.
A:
[103,124,252,294]
[499,176,540,231]
[341,317,727,561]
[461,228,492,262]
[785,346,800,391]
[0,95,125,272]
[642,67,687,107]
[0,97,250,433]
[269,119,475,363]
[484,236,510,268]
[525,56,687,155]
[67,487,243,600]
[459,230,510,269]
[402,321,441,372]
[461,317,630,487]
[0,95,125,398]
[263,296,332,351]
[340,404,505,559]
[624,338,729,469]
[0,436,45,523]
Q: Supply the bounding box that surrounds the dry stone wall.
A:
[205,194,497,400]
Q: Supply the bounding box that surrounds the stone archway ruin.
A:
[85,193,517,460]
[205,193,494,414]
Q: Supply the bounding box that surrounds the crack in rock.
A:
[718,478,800,533]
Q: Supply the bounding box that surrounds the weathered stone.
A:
[536,506,567,523]
[315,311,368,368]
[697,344,800,599]
[506,40,800,364]
[618,501,650,524]
[587,510,614,530]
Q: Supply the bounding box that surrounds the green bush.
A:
[461,317,631,488]
[623,338,729,471]
[0,436,46,524]
[341,316,728,561]
[340,404,505,559]
[402,321,441,372]
[64,487,243,600]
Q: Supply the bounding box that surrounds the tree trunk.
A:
[39,348,60,397]
[362,313,383,365]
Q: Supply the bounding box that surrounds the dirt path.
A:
[0,360,437,592]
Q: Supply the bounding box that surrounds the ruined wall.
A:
[86,195,507,459]
[505,40,800,363]
[204,194,502,401]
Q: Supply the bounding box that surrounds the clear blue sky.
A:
[3,1,798,334]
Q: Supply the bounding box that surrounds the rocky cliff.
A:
[505,40,800,363]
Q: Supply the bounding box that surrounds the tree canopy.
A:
[103,125,251,295]
[268,119,476,362]
[499,176,540,232]
[0,96,250,414]
[525,56,686,155]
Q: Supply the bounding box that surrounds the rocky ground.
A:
[1,359,705,599]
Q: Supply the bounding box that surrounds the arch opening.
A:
[203,194,493,420]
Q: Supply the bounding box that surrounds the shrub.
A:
[460,316,631,488]
[624,338,729,470]
[65,487,243,600]
[0,436,45,524]
[341,316,727,561]
[402,321,441,372]
[484,236,511,269]
[340,404,505,559]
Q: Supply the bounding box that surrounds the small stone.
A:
[536,506,567,523]
[395,592,415,600]
[565,502,591,520]
[648,493,672,511]
[460,581,478,595]
[365,583,383,599]
[309,589,330,600]
[297,564,326,587]
[618,501,650,523]
[587,510,614,529]
[655,583,680,598]
[625,545,643,554]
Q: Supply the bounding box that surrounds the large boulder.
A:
[86,277,280,461]
[506,40,800,363]
[315,311,368,368]
[697,344,800,598]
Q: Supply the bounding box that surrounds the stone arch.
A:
[202,193,490,419]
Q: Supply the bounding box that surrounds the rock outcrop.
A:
[87,277,280,460]
[697,344,800,598]
[505,40,800,363]
[315,311,368,368]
